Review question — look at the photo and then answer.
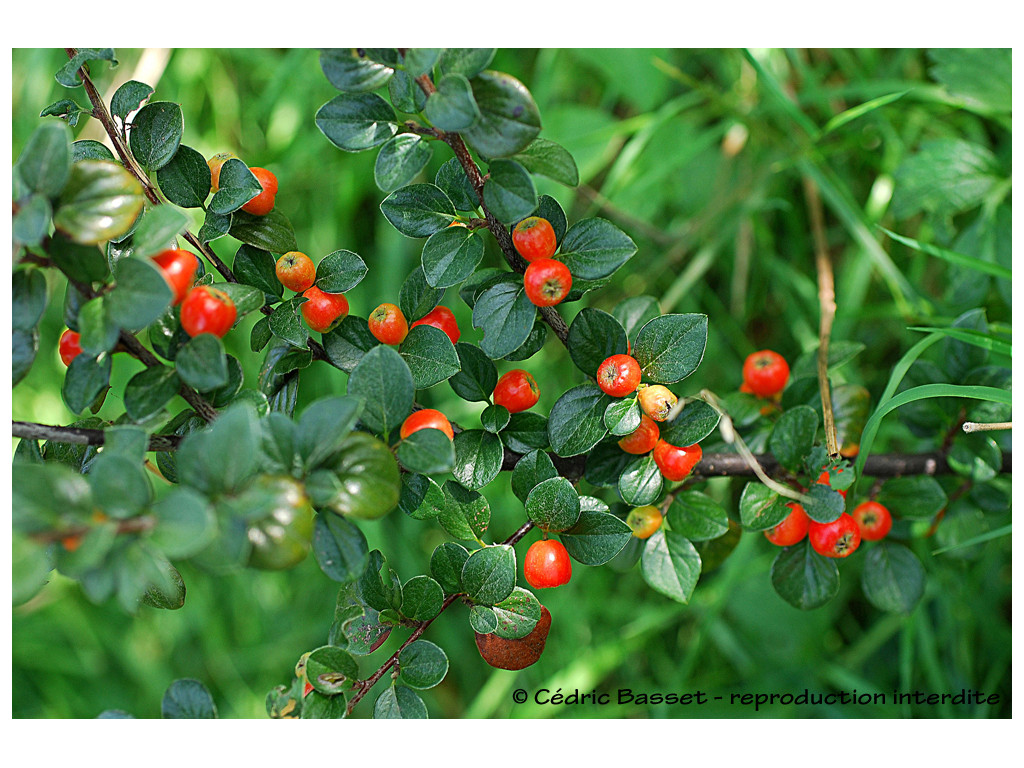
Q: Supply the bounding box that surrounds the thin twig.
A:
[13,420,183,451]
[963,421,1012,434]
[804,175,840,458]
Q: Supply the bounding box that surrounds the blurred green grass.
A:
[12,48,1011,718]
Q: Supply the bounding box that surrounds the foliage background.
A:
[11,47,1011,718]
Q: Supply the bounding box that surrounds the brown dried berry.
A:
[474,606,551,670]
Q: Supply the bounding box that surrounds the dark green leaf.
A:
[510,449,558,504]
[16,120,71,197]
[503,412,549,454]
[71,140,115,163]
[269,298,310,348]
[462,545,516,605]
[13,194,52,246]
[438,481,490,542]
[40,98,88,127]
[567,307,628,376]
[434,157,478,211]
[472,280,535,359]
[56,48,117,88]
[462,70,541,158]
[54,160,145,245]
[770,540,840,610]
[316,249,368,293]
[421,226,485,288]
[738,483,791,531]
[660,400,721,446]
[667,491,730,541]
[876,476,947,520]
[452,430,504,490]
[399,266,445,322]
[803,484,845,524]
[425,73,480,132]
[373,685,427,719]
[156,145,211,208]
[492,587,542,639]
[482,159,537,224]
[398,640,448,689]
[557,217,637,280]
[525,476,581,532]
[175,334,228,391]
[111,80,154,121]
[768,405,819,473]
[234,244,283,299]
[375,134,432,193]
[161,679,217,719]
[12,269,48,331]
[398,429,455,475]
[381,183,455,238]
[62,353,111,414]
[480,404,510,433]
[399,324,460,389]
[604,398,641,437]
[320,48,394,92]
[430,542,470,594]
[347,345,414,437]
[470,605,498,634]
[216,282,265,319]
[322,315,378,373]
[399,473,446,519]
[861,541,926,614]
[641,530,702,604]
[400,576,444,622]
[388,69,428,114]
[560,510,632,566]
[316,93,397,152]
[513,137,579,186]
[307,645,359,696]
[130,102,183,172]
[230,208,299,253]
[209,159,261,215]
[199,211,232,243]
[105,257,173,330]
[633,313,708,384]
[503,319,547,362]
[124,365,179,422]
[437,49,495,79]
[613,295,661,345]
[298,395,364,468]
[618,454,663,506]
[129,206,188,259]
[948,432,1002,482]
[547,383,611,457]
[449,342,498,402]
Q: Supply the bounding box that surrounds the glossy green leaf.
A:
[861,541,926,614]
[375,133,432,192]
[229,208,299,253]
[472,279,535,359]
[513,137,579,186]
[12,269,49,331]
[399,473,446,520]
[430,542,470,594]
[567,307,628,376]
[425,73,480,131]
[547,383,611,457]
[439,481,490,542]
[770,540,840,610]
[53,161,145,245]
[124,365,180,422]
[399,324,461,389]
[156,145,211,208]
[71,140,115,163]
[175,334,228,391]
[667,490,730,541]
[437,49,495,79]
[322,315,378,373]
[129,206,188,259]
[633,313,708,384]
[105,257,173,330]
[525,477,580,532]
[503,412,549,454]
[482,159,537,224]
[209,158,262,215]
[640,530,701,604]
[462,70,541,158]
[557,217,637,280]
[492,587,542,640]
[62,353,111,414]
[434,157,479,211]
[381,183,455,238]
[876,476,947,520]
[421,226,485,288]
[233,245,283,299]
[398,641,448,689]
[803,484,845,524]
[398,428,455,475]
[400,576,444,622]
[618,454,663,507]
[13,194,52,246]
[452,429,504,491]
[738,483,791,531]
[374,686,427,719]
[769,405,819,473]
[449,342,497,402]
[316,92,397,152]
[110,80,154,122]
[462,545,516,605]
[320,48,394,92]
[347,345,414,437]
[16,120,71,197]
[560,510,632,566]
[268,297,310,348]
[510,450,558,504]
[470,605,498,634]
[56,48,117,88]
[660,400,721,447]
[130,102,183,171]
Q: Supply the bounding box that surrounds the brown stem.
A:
[13,420,183,451]
[30,515,155,545]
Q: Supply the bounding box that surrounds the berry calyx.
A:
[368,302,409,345]
[152,248,199,306]
[207,152,236,192]
[58,329,83,366]
[742,349,790,398]
[523,539,572,589]
[275,251,316,293]
[410,305,460,344]
[808,513,861,558]
[618,415,660,455]
[764,502,810,546]
[596,354,642,397]
[493,369,540,413]
[652,440,702,482]
[475,605,551,671]
[300,285,349,334]
[626,505,663,539]
[400,409,454,441]
[512,216,557,262]
[241,167,278,216]
[851,501,892,541]
[523,258,572,307]
[180,286,237,338]
[637,384,678,422]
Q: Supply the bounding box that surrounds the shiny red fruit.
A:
[652,440,702,482]
[152,248,199,306]
[742,349,790,398]
[493,369,540,413]
[596,354,642,397]
[523,258,572,307]
[300,285,349,333]
[410,305,460,344]
[275,251,316,293]
[764,502,810,546]
[58,329,82,366]
[523,539,572,589]
[180,286,237,338]
[618,414,660,455]
[851,501,892,541]
[512,216,557,262]
[808,513,861,558]
[368,302,409,345]
[400,409,454,441]
[241,167,278,216]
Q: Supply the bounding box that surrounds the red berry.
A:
[241,167,278,216]
[764,502,810,546]
[400,409,454,441]
[626,505,663,539]
[300,285,349,334]
[207,152,236,193]
[180,286,237,338]
[652,440,702,482]
[58,329,83,366]
[637,384,678,422]
[851,501,892,541]
[410,305,460,344]
[512,216,557,262]
[808,513,861,558]
[151,248,199,306]
[596,354,642,397]
[523,258,572,307]
[742,349,789,398]
[275,251,316,293]
[523,539,572,589]
[617,415,660,455]
[817,469,848,498]
[493,369,539,413]
[368,302,409,345]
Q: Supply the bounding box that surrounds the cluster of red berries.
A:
[512,217,572,308]
[274,251,349,334]
[367,303,460,347]
[596,353,703,485]
[764,470,893,558]
[208,152,278,217]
